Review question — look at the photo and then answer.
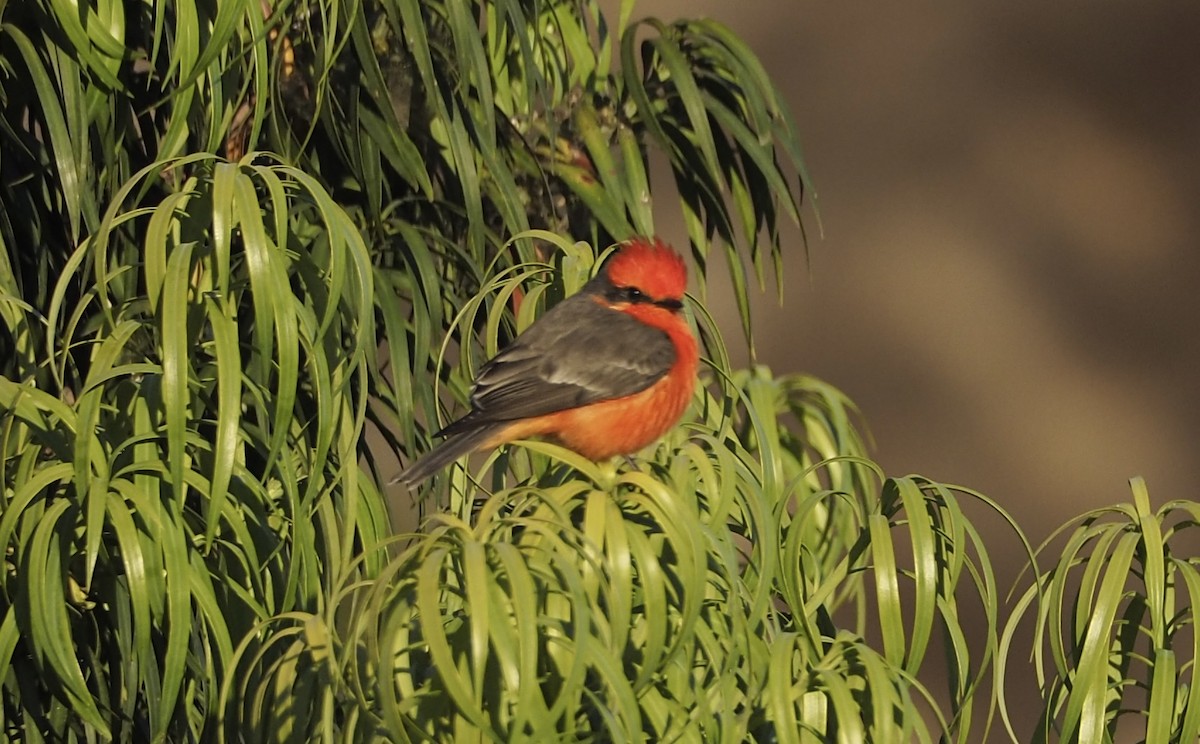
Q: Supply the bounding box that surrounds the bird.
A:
[397,237,699,487]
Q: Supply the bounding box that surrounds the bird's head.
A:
[601,237,688,309]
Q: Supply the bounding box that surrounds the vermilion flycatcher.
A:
[399,237,699,486]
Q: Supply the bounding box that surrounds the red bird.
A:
[399,237,699,486]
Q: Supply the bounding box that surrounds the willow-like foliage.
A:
[1000,477,1200,744]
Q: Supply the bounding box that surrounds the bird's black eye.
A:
[608,284,646,304]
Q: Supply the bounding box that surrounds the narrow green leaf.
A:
[4,24,84,240]
[1067,531,1137,742]
[618,123,654,236]
[868,512,905,666]
[104,488,153,694]
[1146,648,1176,743]
[161,240,194,497]
[414,547,494,734]
[1174,559,1200,741]
[204,294,240,548]
[154,489,194,730]
[896,478,937,673]
[644,21,722,178]
[25,498,112,737]
[1131,477,1166,644]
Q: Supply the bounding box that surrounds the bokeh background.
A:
[629,2,1199,739]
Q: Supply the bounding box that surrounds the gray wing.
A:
[438,293,675,435]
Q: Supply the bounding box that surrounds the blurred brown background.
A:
[632,1,1199,542]
[630,3,1199,739]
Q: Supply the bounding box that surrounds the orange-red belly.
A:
[485,370,694,460]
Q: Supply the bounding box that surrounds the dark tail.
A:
[391,424,505,488]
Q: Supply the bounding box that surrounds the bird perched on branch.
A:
[398,237,699,486]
